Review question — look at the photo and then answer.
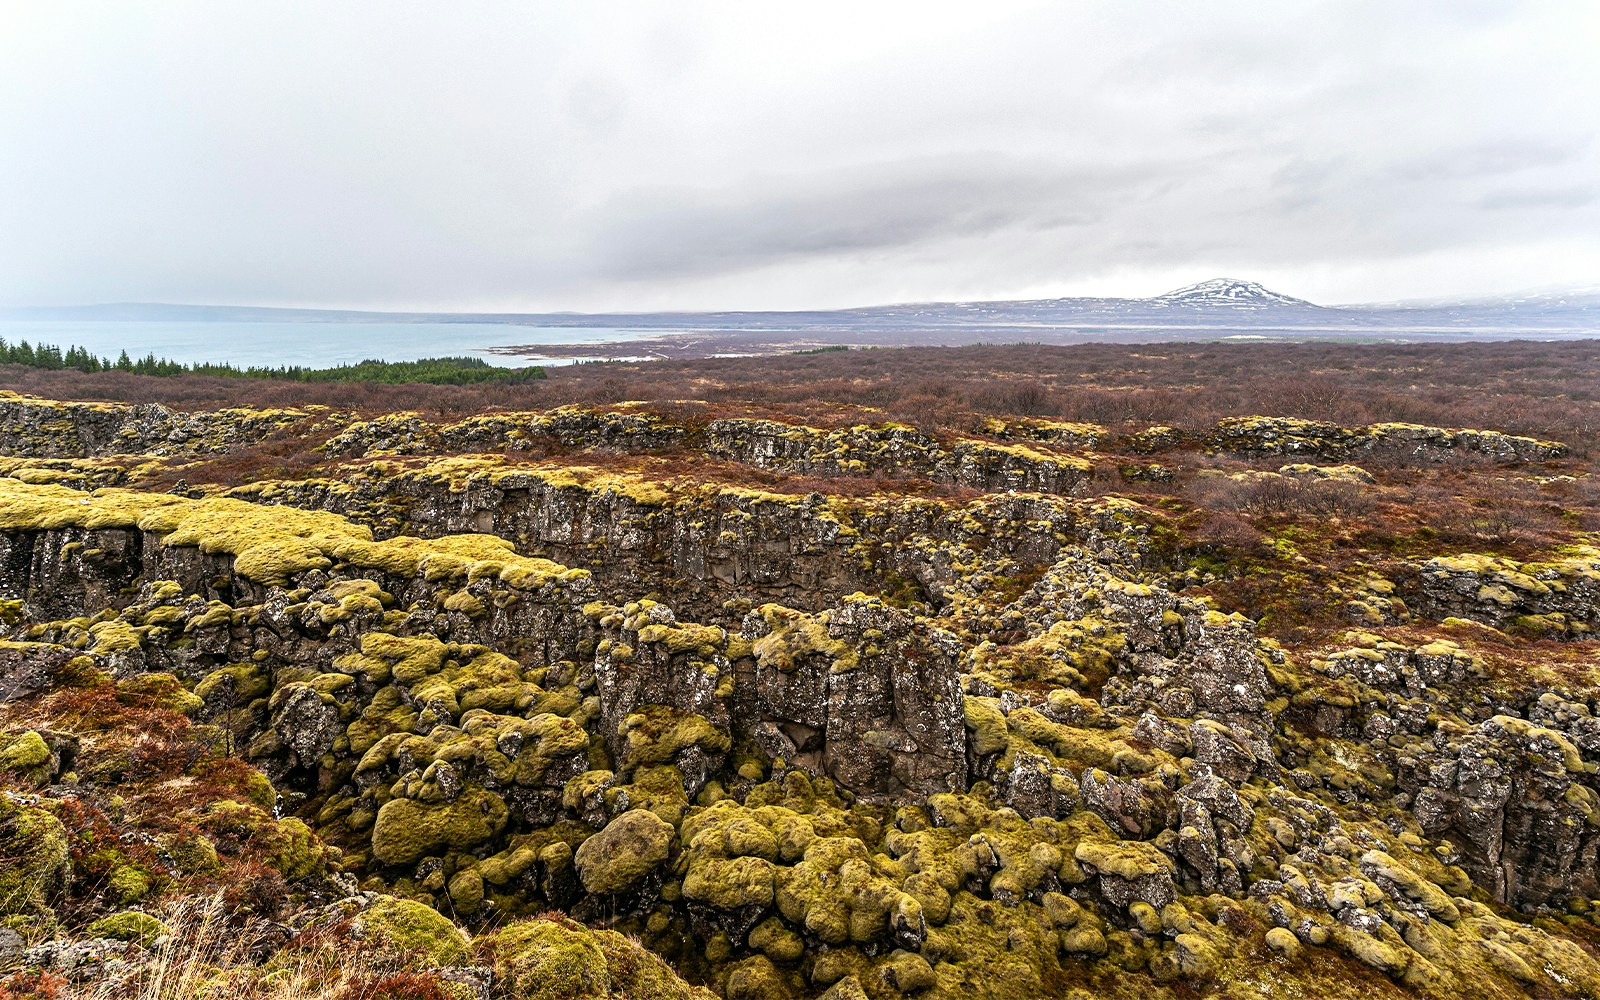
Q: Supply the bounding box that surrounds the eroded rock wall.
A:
[230,466,1113,623]
[0,392,320,458]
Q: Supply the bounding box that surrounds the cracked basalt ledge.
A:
[0,404,1597,1000]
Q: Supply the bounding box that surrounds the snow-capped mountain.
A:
[8,279,1595,345]
[1152,279,1317,309]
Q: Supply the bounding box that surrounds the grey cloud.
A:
[580,158,1160,281]
[1394,139,1589,182]
[0,1,1595,310]
[1479,186,1599,211]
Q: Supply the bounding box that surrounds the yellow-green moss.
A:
[195,663,271,705]
[370,788,511,866]
[748,915,806,964]
[107,863,152,904]
[117,673,205,716]
[0,480,589,590]
[776,836,922,947]
[270,817,329,881]
[573,809,677,894]
[85,910,169,946]
[619,706,733,771]
[164,832,221,876]
[354,895,471,965]
[684,855,781,910]
[486,914,713,999]
[0,731,51,781]
[752,605,859,674]
[1073,839,1174,881]
[0,796,69,914]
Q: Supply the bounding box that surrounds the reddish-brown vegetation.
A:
[8,339,1600,448]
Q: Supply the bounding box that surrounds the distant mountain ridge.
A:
[2,278,1595,335]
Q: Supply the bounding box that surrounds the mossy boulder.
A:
[195,662,272,707]
[680,800,818,864]
[1073,839,1177,908]
[920,891,1066,997]
[270,816,332,881]
[0,797,69,914]
[164,831,221,875]
[108,863,153,904]
[748,915,806,963]
[618,706,733,771]
[574,808,676,894]
[684,855,780,910]
[1358,850,1460,923]
[353,895,471,966]
[777,836,925,949]
[117,673,205,716]
[486,913,714,999]
[874,949,937,993]
[726,954,798,999]
[817,976,870,1000]
[1264,926,1300,958]
[0,731,52,784]
[199,798,331,880]
[448,867,485,915]
[371,788,510,866]
[1330,923,1410,977]
[85,910,169,946]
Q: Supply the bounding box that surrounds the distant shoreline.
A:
[488,324,1600,363]
[1,312,1595,371]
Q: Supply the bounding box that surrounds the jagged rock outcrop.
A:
[738,597,967,798]
[0,395,1102,508]
[1400,549,1600,635]
[1202,416,1567,462]
[320,406,689,457]
[0,391,320,458]
[703,419,1092,494]
[0,480,974,811]
[1400,714,1600,909]
[6,400,1600,1000]
[226,459,1121,623]
[323,408,1097,495]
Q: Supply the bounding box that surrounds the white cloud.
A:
[0,0,1594,309]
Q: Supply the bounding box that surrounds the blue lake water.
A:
[0,320,649,369]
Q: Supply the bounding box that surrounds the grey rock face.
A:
[1202,416,1566,462]
[0,396,315,459]
[272,683,344,767]
[1399,714,1600,908]
[1401,551,1600,634]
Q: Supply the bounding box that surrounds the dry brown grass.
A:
[8,339,1600,449]
[0,895,463,1000]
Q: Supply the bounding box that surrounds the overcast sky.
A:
[1,2,1596,311]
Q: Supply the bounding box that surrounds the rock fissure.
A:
[2,395,1598,999]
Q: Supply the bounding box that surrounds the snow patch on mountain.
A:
[1153,278,1318,309]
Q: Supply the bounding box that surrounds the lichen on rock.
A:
[6,388,1600,999]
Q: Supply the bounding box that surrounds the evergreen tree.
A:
[0,338,544,384]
